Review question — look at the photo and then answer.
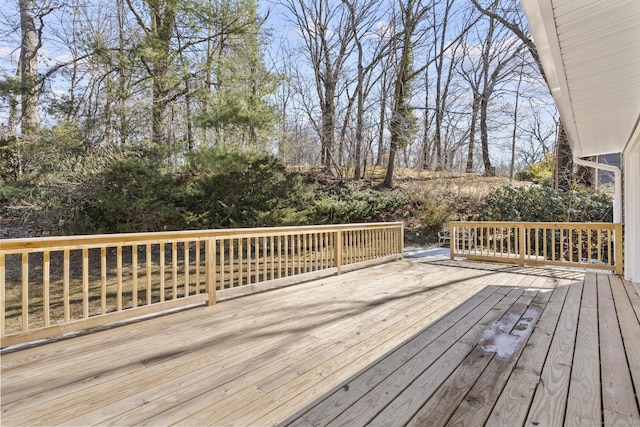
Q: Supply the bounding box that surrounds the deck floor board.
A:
[2,258,639,426]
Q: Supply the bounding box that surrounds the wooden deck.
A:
[1,256,639,426]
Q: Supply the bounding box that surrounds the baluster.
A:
[43,251,50,326]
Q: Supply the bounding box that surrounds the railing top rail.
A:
[0,222,404,253]
[451,221,621,227]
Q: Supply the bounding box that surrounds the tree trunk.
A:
[510,64,523,180]
[466,93,480,173]
[480,93,495,177]
[19,0,39,135]
[421,69,431,169]
[470,0,574,190]
[554,123,573,190]
[148,0,177,147]
[382,0,421,188]
[382,136,398,187]
[353,87,363,180]
[376,78,387,167]
[353,36,364,180]
[321,83,336,171]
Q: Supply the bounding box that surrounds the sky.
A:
[0,0,558,170]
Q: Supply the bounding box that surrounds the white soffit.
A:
[521,0,640,157]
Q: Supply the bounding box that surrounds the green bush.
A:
[6,144,412,235]
[309,188,408,224]
[515,154,553,186]
[183,148,313,228]
[479,184,613,223]
[77,154,187,233]
[514,169,532,182]
[1,123,124,234]
[73,148,317,233]
[417,200,453,237]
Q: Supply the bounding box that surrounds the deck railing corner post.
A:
[614,223,624,275]
[400,223,404,259]
[449,222,455,260]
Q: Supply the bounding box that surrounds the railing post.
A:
[519,224,526,266]
[1,253,5,336]
[614,223,624,275]
[400,224,404,259]
[206,237,217,305]
[334,229,343,275]
[450,222,455,260]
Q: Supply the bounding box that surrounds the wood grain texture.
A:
[445,279,554,426]
[407,290,546,426]
[622,278,640,322]
[612,277,640,410]
[451,221,621,272]
[598,274,640,423]
[524,277,583,427]
[1,223,404,345]
[361,288,526,427]
[283,286,503,427]
[564,273,601,426]
[484,283,572,427]
[3,262,638,427]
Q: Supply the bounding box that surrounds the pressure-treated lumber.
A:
[2,259,639,427]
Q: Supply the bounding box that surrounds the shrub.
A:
[516,154,553,186]
[417,200,453,237]
[479,184,613,223]
[73,148,317,233]
[183,148,314,228]
[1,124,127,234]
[514,169,533,182]
[77,154,187,233]
[309,188,408,224]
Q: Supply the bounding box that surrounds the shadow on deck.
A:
[1,257,639,426]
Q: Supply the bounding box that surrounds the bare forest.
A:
[1,0,584,240]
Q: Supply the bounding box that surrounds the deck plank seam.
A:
[407,289,551,426]
[357,288,527,426]
[281,287,499,425]
[275,286,512,427]
[445,286,555,426]
[606,275,640,418]
[131,272,500,426]
[483,280,573,426]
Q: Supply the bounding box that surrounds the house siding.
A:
[623,136,640,284]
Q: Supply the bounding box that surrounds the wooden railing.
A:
[450,221,623,274]
[0,222,403,347]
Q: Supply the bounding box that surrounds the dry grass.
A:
[295,166,529,247]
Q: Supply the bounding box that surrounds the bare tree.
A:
[508,56,525,179]
[472,15,525,176]
[457,22,484,173]
[18,0,51,135]
[281,0,356,172]
[470,0,573,189]
[518,107,555,165]
[342,0,391,180]
[374,52,394,167]
[426,0,458,171]
[382,0,426,188]
[382,0,481,185]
